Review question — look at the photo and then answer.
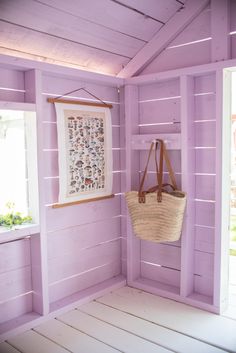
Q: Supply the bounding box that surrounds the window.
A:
[0,109,39,224]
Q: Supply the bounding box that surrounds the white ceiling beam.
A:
[211,0,231,62]
[117,0,210,78]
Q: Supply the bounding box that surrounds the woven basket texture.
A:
[125,190,186,242]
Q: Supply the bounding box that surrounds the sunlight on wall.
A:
[0,110,28,215]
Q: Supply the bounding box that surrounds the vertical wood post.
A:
[25,69,49,315]
[180,75,196,297]
[214,68,231,311]
[125,84,141,282]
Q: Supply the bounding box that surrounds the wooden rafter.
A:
[117,0,210,78]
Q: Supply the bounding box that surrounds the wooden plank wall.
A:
[0,68,33,322]
[132,72,217,300]
[41,74,122,306]
[137,79,182,293]
[0,67,123,319]
[141,1,236,75]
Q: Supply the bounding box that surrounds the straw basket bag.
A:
[125,139,186,243]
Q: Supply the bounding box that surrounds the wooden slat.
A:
[42,75,120,104]
[195,225,215,253]
[79,301,226,353]
[195,174,215,200]
[194,74,216,94]
[7,330,68,353]
[166,7,210,48]
[139,98,181,124]
[47,97,113,109]
[0,342,21,353]
[195,149,216,174]
[0,0,144,57]
[194,94,216,120]
[195,251,214,277]
[194,274,214,297]
[97,286,236,352]
[195,120,216,147]
[0,22,129,76]
[58,309,172,353]
[195,201,215,227]
[49,260,121,303]
[34,318,120,353]
[141,241,181,270]
[139,79,180,101]
[141,262,180,288]
[141,39,211,75]
[116,0,182,23]
[45,194,121,232]
[117,0,209,77]
[0,238,31,274]
[48,239,121,283]
[0,293,32,325]
[47,216,121,257]
[0,267,32,302]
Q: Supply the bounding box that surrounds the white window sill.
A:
[0,224,40,244]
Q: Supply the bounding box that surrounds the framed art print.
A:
[55,102,113,204]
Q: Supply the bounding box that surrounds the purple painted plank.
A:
[195,121,216,147]
[195,226,215,253]
[0,293,32,325]
[194,74,216,94]
[49,260,121,303]
[141,262,180,287]
[0,67,25,90]
[141,40,211,75]
[168,7,210,47]
[195,201,215,227]
[139,150,181,174]
[230,0,236,32]
[42,74,119,103]
[0,238,31,273]
[194,251,214,277]
[48,239,121,283]
[141,241,181,270]
[195,149,216,174]
[0,90,25,102]
[48,217,120,257]
[0,267,32,302]
[139,79,180,101]
[194,94,216,120]
[195,175,215,200]
[46,195,121,232]
[139,99,180,124]
[194,275,213,297]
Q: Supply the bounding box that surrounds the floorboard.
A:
[79,301,226,353]
[1,286,235,353]
[58,310,171,353]
[34,318,121,353]
[97,286,236,352]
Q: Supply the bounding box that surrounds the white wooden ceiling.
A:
[0,0,189,76]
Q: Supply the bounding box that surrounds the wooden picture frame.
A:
[54,102,113,206]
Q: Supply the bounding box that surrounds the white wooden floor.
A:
[1,286,236,353]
